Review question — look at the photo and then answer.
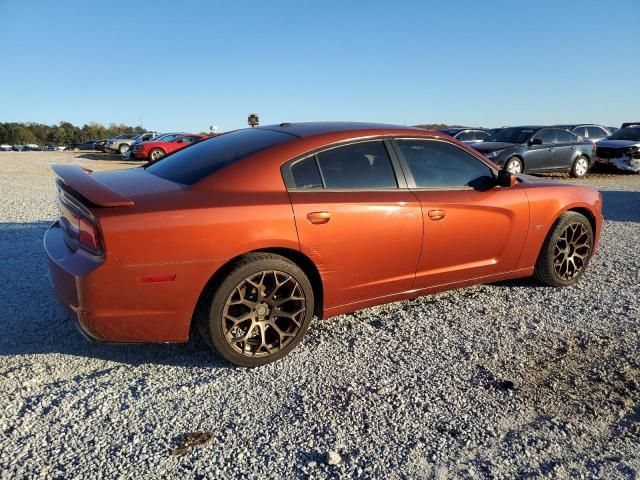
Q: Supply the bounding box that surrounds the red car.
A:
[132,133,208,161]
[45,122,602,367]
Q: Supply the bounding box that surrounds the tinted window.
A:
[146,129,294,185]
[291,156,323,189]
[534,129,554,144]
[573,127,587,137]
[456,131,475,141]
[609,127,640,141]
[587,126,606,138]
[397,140,493,188]
[486,127,536,144]
[555,129,577,143]
[475,131,490,141]
[316,141,397,189]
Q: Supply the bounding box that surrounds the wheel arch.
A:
[190,247,325,337]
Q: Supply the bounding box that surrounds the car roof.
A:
[257,121,424,138]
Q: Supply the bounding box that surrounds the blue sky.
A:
[0,0,638,132]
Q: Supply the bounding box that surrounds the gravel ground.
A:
[1,151,639,479]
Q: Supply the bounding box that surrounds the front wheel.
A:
[199,253,314,367]
[118,144,129,154]
[534,212,594,287]
[504,157,523,174]
[570,155,589,178]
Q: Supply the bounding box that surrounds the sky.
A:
[0,0,639,133]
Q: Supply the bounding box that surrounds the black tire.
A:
[118,144,129,154]
[149,148,164,162]
[570,155,589,178]
[504,157,523,175]
[198,253,314,367]
[534,211,594,287]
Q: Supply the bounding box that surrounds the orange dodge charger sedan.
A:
[45,122,603,366]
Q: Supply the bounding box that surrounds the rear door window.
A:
[396,139,494,189]
[291,156,323,189]
[573,127,587,138]
[475,131,490,141]
[315,141,397,189]
[587,126,606,138]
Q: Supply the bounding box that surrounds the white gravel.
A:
[1,152,639,479]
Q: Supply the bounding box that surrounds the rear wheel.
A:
[570,155,589,178]
[534,212,593,287]
[149,148,165,161]
[118,144,129,154]
[504,157,523,174]
[199,253,314,367]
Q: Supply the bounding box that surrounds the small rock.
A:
[307,461,317,468]
[327,451,341,465]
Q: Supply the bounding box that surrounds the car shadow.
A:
[74,153,142,163]
[600,190,640,223]
[0,221,231,369]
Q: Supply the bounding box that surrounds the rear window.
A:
[146,129,294,185]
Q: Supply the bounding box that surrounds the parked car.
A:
[65,140,97,151]
[621,122,640,129]
[11,145,24,151]
[105,133,148,154]
[45,122,602,366]
[555,124,615,144]
[132,133,207,161]
[472,126,596,177]
[121,132,182,160]
[595,126,640,173]
[23,144,41,151]
[436,128,491,143]
[0,144,12,151]
[94,139,109,152]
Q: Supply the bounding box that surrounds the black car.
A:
[472,126,595,178]
[595,126,640,173]
[65,140,98,151]
[94,139,109,152]
[436,128,491,144]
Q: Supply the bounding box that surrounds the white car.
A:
[0,144,12,151]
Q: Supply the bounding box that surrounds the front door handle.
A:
[428,209,446,221]
[307,211,331,224]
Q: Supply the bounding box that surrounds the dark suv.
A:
[472,126,595,178]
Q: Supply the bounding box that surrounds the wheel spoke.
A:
[222,269,306,358]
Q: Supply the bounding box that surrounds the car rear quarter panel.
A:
[516,183,602,270]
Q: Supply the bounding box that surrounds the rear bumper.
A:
[44,221,104,340]
[44,221,197,343]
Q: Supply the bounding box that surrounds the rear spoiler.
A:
[52,165,134,207]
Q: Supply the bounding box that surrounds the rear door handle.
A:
[307,211,331,224]
[428,209,446,221]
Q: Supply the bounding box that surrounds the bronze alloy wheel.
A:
[222,270,306,357]
[553,222,592,280]
[535,211,594,287]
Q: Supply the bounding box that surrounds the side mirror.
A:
[497,169,517,187]
[528,138,542,146]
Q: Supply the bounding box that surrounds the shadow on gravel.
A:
[0,221,231,369]
[74,153,142,165]
[601,191,640,223]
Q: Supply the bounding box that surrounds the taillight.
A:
[78,216,102,252]
[58,195,103,255]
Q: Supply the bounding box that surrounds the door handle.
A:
[428,209,446,221]
[307,211,331,224]
[548,148,555,152]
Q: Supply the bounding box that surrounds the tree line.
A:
[0,121,147,146]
